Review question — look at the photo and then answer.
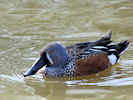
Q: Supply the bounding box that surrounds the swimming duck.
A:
[24,30,129,77]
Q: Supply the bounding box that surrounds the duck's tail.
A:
[91,30,130,65]
[107,40,130,65]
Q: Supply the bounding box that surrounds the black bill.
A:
[24,57,46,77]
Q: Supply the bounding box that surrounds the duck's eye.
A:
[48,50,53,54]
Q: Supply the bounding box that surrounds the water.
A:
[0,0,133,100]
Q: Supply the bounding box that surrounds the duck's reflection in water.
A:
[25,77,68,100]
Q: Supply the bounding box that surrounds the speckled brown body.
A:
[75,52,111,76]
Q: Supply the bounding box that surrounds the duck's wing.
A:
[65,30,112,57]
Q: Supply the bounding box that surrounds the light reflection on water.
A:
[0,0,133,100]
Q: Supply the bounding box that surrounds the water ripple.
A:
[79,77,133,86]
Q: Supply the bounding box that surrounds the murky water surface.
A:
[0,0,133,100]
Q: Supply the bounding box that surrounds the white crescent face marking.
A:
[46,52,54,65]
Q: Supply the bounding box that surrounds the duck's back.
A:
[65,30,112,58]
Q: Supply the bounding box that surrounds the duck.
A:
[24,30,129,77]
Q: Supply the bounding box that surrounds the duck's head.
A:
[24,43,68,77]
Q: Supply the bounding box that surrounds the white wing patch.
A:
[89,49,102,52]
[108,49,116,52]
[108,54,117,65]
[92,46,108,49]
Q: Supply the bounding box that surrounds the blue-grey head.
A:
[24,43,69,77]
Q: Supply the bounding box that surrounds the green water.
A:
[0,0,133,100]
